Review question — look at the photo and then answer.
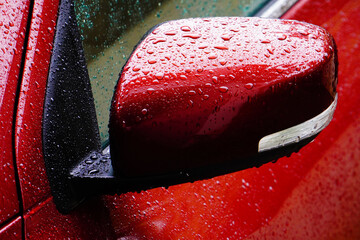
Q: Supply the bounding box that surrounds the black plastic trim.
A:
[42,0,101,214]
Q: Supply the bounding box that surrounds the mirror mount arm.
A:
[42,0,101,214]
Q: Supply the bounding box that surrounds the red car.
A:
[1,0,359,239]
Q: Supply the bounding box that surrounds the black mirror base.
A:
[64,134,316,213]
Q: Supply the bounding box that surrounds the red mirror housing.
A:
[109,17,337,178]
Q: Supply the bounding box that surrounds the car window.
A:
[75,0,270,145]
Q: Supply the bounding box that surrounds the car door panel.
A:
[23,197,114,239]
[11,0,360,239]
[14,0,59,211]
[0,0,30,225]
[0,216,22,240]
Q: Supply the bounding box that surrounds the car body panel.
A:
[14,0,59,211]
[24,197,114,239]
[101,0,360,238]
[0,216,22,240]
[0,0,30,225]
[7,0,360,238]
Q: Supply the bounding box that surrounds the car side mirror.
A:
[43,1,337,214]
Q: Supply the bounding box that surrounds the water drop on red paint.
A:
[180,75,187,80]
[147,88,155,94]
[165,30,177,35]
[298,29,309,36]
[221,34,233,41]
[260,39,271,43]
[155,72,164,80]
[153,38,166,44]
[148,59,157,64]
[212,76,218,84]
[244,83,253,90]
[132,66,140,72]
[277,34,287,40]
[141,109,148,115]
[188,90,196,96]
[219,59,227,65]
[198,44,208,49]
[142,69,150,75]
[182,33,201,39]
[203,94,209,100]
[208,54,217,60]
[180,26,191,31]
[219,86,228,93]
[214,45,229,50]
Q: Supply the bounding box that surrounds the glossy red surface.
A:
[15,0,59,211]
[12,0,360,239]
[24,197,114,239]
[0,0,30,224]
[110,18,336,177]
[105,0,360,239]
[0,216,22,240]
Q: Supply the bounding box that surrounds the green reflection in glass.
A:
[75,0,269,145]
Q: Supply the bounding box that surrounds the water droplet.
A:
[141,69,150,76]
[219,59,227,65]
[180,26,191,32]
[132,66,140,72]
[180,75,187,80]
[148,59,157,64]
[198,44,208,49]
[141,109,148,115]
[182,33,201,39]
[244,83,253,90]
[267,47,274,55]
[85,160,93,164]
[260,39,271,44]
[155,72,164,80]
[147,88,155,94]
[197,67,203,73]
[165,30,177,35]
[188,90,196,96]
[214,45,229,50]
[298,30,309,36]
[221,34,233,41]
[89,169,99,174]
[212,76,218,84]
[153,38,166,44]
[219,86,228,93]
[203,94,209,100]
[208,54,217,60]
[277,34,287,40]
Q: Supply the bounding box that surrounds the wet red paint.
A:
[110,17,336,177]
[105,1,360,239]
[0,0,30,225]
[10,0,360,239]
[15,0,59,211]
[0,217,22,240]
[24,197,115,239]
